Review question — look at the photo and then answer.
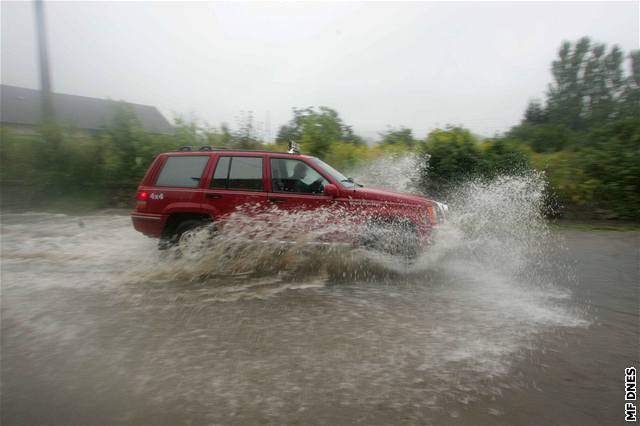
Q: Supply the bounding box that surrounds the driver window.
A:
[270,158,329,194]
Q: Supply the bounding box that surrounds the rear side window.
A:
[211,157,230,188]
[155,156,209,188]
[211,156,264,191]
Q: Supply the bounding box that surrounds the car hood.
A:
[347,186,431,205]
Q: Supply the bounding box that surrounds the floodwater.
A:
[1,175,638,425]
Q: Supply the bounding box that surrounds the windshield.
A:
[310,158,355,188]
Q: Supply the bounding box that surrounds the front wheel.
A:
[158,219,213,252]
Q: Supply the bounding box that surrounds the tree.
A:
[108,103,147,181]
[275,123,299,146]
[342,124,366,146]
[206,122,231,147]
[275,106,364,156]
[546,37,629,131]
[546,37,591,130]
[523,99,547,124]
[619,50,640,119]
[583,43,626,124]
[512,37,639,155]
[231,110,262,149]
[480,138,531,178]
[574,118,640,218]
[379,126,416,147]
[417,126,483,196]
[173,116,204,147]
[507,122,575,152]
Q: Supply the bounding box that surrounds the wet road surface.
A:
[1,211,637,425]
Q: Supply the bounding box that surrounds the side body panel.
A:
[131,153,214,237]
[200,153,270,220]
[131,150,436,244]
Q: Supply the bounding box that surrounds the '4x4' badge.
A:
[150,193,164,200]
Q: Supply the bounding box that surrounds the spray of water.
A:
[350,153,421,194]
[130,162,587,409]
[157,206,364,279]
[118,155,585,356]
[133,152,426,287]
[130,154,561,290]
[1,155,589,421]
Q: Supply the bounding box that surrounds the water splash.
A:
[1,163,590,423]
[350,152,422,194]
[415,172,552,272]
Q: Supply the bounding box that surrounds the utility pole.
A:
[33,0,54,123]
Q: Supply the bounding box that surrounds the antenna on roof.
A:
[288,140,300,154]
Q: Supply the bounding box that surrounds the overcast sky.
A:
[2,1,638,140]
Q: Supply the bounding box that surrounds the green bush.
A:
[480,138,532,178]
[576,118,640,218]
[2,96,637,219]
[528,118,640,219]
[507,123,578,152]
[1,106,178,208]
[417,126,484,196]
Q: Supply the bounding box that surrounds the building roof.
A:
[0,84,174,134]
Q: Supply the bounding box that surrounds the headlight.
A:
[426,205,437,224]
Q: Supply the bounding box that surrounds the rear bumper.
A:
[131,212,165,237]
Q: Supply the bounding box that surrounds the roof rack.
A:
[172,145,304,155]
[176,146,224,152]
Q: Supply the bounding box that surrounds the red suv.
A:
[131,146,446,255]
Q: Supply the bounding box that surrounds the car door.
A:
[266,156,343,240]
[201,154,269,220]
[267,156,335,211]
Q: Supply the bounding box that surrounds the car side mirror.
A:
[323,183,338,198]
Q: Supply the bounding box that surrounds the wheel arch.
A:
[161,212,213,239]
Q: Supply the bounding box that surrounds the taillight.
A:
[136,191,148,210]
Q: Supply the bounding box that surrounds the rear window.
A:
[155,156,209,188]
[210,156,264,191]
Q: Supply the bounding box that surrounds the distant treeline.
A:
[1,36,638,218]
[508,37,639,219]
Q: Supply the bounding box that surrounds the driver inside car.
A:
[281,161,326,194]
[291,162,311,193]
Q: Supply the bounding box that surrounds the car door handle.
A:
[206,193,223,199]
[269,198,286,203]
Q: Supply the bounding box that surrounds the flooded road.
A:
[1,200,637,424]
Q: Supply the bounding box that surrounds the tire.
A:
[158,219,212,251]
